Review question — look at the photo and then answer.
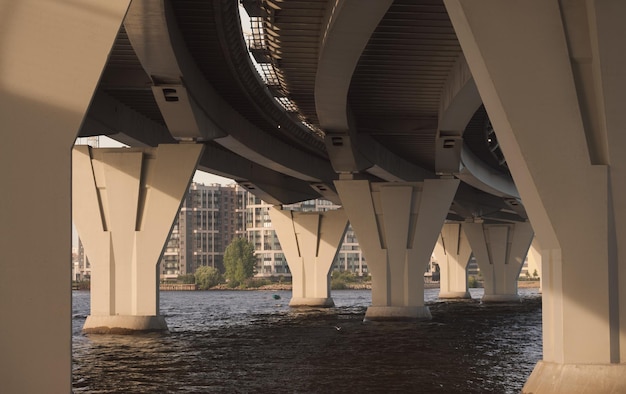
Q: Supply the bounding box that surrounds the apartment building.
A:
[74,181,367,280]
[72,241,90,281]
[160,183,246,279]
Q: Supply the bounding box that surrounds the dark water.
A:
[72,288,542,393]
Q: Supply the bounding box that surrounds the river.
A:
[72,288,542,393]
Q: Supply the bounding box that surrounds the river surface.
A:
[72,288,542,393]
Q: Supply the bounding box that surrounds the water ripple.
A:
[73,288,541,393]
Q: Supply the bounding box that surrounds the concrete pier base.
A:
[0,1,131,392]
[522,361,626,394]
[336,179,458,323]
[464,222,533,303]
[438,291,471,299]
[446,2,626,391]
[364,306,432,321]
[73,144,203,334]
[83,315,169,334]
[289,297,335,308]
[270,208,347,311]
[434,224,472,301]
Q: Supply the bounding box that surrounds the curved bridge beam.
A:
[84,90,333,205]
[438,54,519,199]
[316,0,390,174]
[436,53,478,175]
[316,0,393,132]
[124,0,336,185]
[124,0,224,142]
[316,0,429,181]
[197,146,335,205]
[459,147,519,199]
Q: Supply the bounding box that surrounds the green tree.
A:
[224,237,256,287]
[194,265,223,290]
[178,273,196,284]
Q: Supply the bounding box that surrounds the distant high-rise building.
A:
[72,240,91,281]
[334,226,367,275]
[160,183,246,279]
[245,194,288,277]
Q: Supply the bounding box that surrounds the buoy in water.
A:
[272,294,281,300]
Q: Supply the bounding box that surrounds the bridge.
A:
[1,1,625,393]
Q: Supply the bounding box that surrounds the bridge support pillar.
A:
[269,207,348,307]
[447,0,626,391]
[336,179,459,321]
[0,1,129,392]
[464,221,533,302]
[73,144,203,333]
[434,223,471,299]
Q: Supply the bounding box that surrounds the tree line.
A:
[189,237,257,289]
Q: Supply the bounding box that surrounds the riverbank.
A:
[158,280,541,291]
[517,280,541,288]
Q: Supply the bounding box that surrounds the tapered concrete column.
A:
[73,144,203,333]
[0,2,129,393]
[269,208,348,307]
[336,179,459,321]
[446,0,626,391]
[464,221,533,302]
[434,223,471,299]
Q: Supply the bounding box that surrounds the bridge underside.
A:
[1,1,626,393]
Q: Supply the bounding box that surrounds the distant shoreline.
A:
[156,280,541,291]
[74,280,541,292]
[517,280,541,288]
